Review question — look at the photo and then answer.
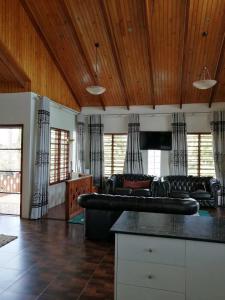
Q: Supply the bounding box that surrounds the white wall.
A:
[0,92,78,216]
[0,92,36,218]
[48,102,76,209]
[84,103,225,177]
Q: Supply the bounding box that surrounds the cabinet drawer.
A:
[117,234,185,266]
[117,284,185,300]
[117,260,185,293]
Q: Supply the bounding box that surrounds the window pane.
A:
[148,150,161,176]
[0,128,22,149]
[0,150,21,171]
[187,133,215,177]
[50,128,69,184]
[104,134,127,177]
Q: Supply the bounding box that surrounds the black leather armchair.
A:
[105,173,158,197]
[162,176,220,207]
[78,193,198,240]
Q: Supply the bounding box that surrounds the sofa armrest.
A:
[105,178,114,194]
[210,178,221,205]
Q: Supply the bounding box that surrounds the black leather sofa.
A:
[78,193,198,240]
[161,176,220,207]
[105,173,157,197]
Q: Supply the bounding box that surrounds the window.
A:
[187,133,215,177]
[148,150,161,176]
[104,134,127,177]
[50,128,69,184]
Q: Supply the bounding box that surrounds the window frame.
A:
[104,133,127,177]
[148,149,161,177]
[187,132,215,177]
[49,127,70,185]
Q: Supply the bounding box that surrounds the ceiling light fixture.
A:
[86,43,106,95]
[193,66,217,90]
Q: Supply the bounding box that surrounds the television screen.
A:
[140,131,172,150]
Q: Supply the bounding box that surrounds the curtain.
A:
[211,111,225,206]
[30,96,50,219]
[89,115,104,188]
[75,114,85,174]
[124,114,143,174]
[169,112,187,176]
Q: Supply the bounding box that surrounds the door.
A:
[0,126,22,215]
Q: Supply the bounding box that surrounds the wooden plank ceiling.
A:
[0,39,31,92]
[17,0,225,108]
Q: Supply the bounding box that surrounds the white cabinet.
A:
[118,260,185,293]
[115,233,225,300]
[117,284,185,300]
[117,234,185,266]
[186,241,225,300]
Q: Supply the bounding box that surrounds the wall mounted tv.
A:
[140,131,172,150]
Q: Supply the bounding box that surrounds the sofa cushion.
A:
[112,174,155,188]
[131,189,150,196]
[115,188,132,195]
[123,179,150,189]
[190,190,211,200]
[170,191,190,198]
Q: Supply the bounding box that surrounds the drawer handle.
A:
[148,274,153,279]
[148,248,153,253]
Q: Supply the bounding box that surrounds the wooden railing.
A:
[0,172,21,194]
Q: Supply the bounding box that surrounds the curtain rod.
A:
[83,111,213,117]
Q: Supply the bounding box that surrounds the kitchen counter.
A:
[111,211,225,244]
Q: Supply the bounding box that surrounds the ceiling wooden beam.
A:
[59,0,105,111]
[144,0,156,109]
[208,18,225,108]
[179,0,190,109]
[20,0,81,110]
[99,0,130,110]
[0,39,31,89]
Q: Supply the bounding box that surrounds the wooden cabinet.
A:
[115,233,225,300]
[66,175,94,220]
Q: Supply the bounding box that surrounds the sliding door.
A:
[0,126,22,215]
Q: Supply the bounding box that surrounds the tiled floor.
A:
[0,215,114,300]
[1,208,225,300]
[44,203,66,220]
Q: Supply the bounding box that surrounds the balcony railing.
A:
[0,172,21,194]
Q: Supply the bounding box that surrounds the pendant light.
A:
[86,43,106,95]
[193,66,217,90]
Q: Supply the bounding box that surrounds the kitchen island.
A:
[111,211,225,300]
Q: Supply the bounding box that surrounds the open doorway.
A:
[0,126,22,216]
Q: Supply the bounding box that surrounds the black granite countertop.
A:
[111,211,225,243]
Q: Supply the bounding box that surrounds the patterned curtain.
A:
[30,96,50,219]
[211,111,225,206]
[75,114,85,174]
[124,114,143,174]
[169,112,187,175]
[89,115,104,188]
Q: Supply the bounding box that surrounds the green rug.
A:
[68,210,209,223]
[68,212,85,224]
[199,210,210,217]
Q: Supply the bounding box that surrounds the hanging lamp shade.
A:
[86,43,106,95]
[193,66,217,90]
[86,85,106,95]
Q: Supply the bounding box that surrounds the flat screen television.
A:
[140,131,172,150]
